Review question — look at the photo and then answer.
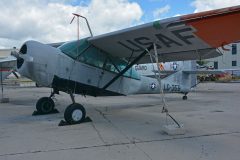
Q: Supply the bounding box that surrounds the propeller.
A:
[12,70,19,79]
[11,48,25,69]
[10,49,21,78]
[10,50,19,58]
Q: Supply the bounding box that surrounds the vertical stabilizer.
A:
[182,60,197,89]
[162,61,197,93]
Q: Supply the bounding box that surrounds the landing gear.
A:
[33,91,59,115]
[60,92,88,125]
[182,93,188,100]
[36,97,55,114]
[64,103,86,124]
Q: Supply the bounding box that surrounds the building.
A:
[0,49,13,57]
[207,43,240,69]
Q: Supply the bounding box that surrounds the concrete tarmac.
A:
[0,83,240,160]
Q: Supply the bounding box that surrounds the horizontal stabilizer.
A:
[151,69,226,75]
[152,70,177,74]
[183,70,224,74]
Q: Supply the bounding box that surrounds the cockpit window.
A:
[58,39,140,80]
[78,47,106,68]
[109,57,140,79]
[58,39,90,59]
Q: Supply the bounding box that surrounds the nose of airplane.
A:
[16,44,27,69]
[15,40,61,86]
[10,48,24,69]
[16,42,34,79]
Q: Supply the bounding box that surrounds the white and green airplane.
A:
[8,5,240,124]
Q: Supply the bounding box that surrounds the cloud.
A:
[87,0,142,35]
[174,14,182,17]
[192,0,240,12]
[0,38,22,49]
[153,5,171,19]
[0,0,143,49]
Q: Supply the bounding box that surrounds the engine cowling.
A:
[17,40,61,87]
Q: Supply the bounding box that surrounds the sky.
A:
[0,0,240,49]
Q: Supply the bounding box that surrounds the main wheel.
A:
[36,97,55,114]
[64,103,86,124]
[182,95,188,100]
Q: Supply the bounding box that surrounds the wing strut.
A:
[149,43,181,128]
[102,45,154,90]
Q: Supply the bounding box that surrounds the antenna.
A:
[69,13,94,94]
[70,13,93,40]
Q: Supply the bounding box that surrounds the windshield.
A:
[58,38,90,59]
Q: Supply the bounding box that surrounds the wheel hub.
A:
[42,101,52,112]
[72,109,83,122]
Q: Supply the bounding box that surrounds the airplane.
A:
[134,60,225,94]
[8,5,240,125]
[133,61,224,78]
[0,55,17,84]
[134,61,182,78]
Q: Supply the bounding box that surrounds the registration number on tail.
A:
[163,84,181,92]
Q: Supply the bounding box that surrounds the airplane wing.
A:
[184,68,240,74]
[151,69,224,74]
[153,70,178,74]
[152,70,177,74]
[143,70,178,78]
[0,56,17,71]
[182,70,224,74]
[0,56,17,81]
[88,5,240,63]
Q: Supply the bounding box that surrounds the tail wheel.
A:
[182,95,188,100]
[64,103,86,124]
[36,97,55,114]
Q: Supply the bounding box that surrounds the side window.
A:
[103,58,117,72]
[78,46,106,68]
[76,46,140,80]
[107,57,140,79]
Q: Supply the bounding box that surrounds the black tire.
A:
[64,103,86,124]
[182,95,188,100]
[36,97,55,114]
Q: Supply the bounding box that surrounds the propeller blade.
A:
[12,71,19,79]
[10,50,19,58]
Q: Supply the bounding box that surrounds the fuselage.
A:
[17,39,190,96]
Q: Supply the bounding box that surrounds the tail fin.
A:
[162,61,197,92]
[182,60,197,89]
[136,61,198,93]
